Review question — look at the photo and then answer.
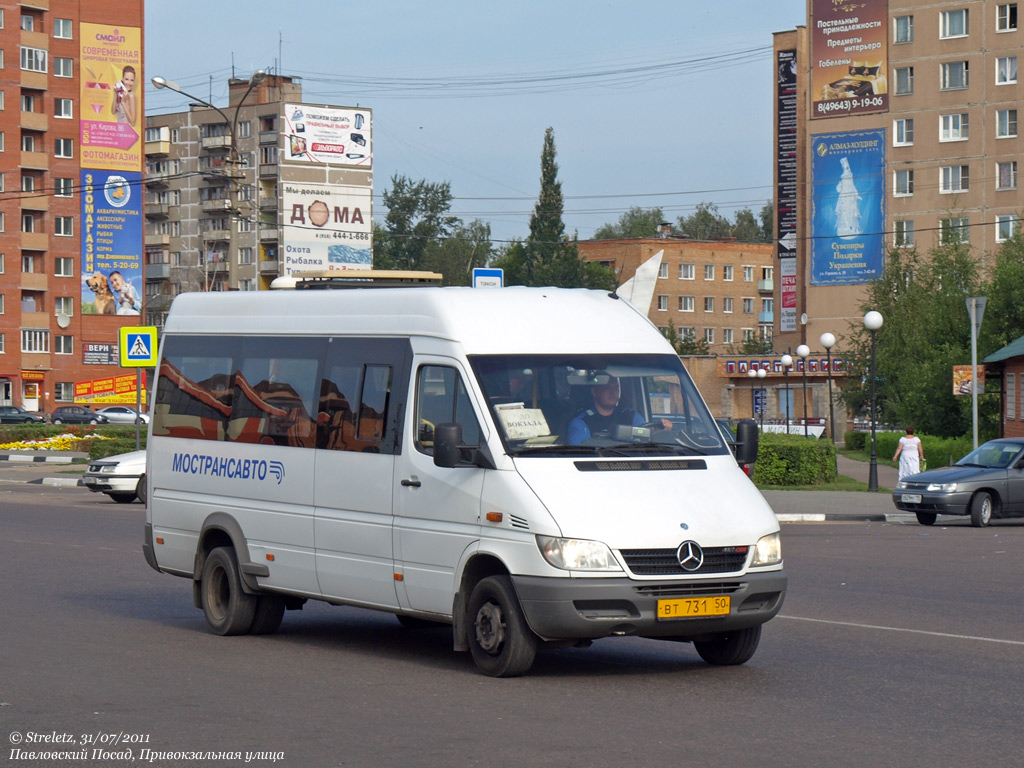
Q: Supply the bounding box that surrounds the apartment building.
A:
[577,238,775,353]
[144,76,373,328]
[0,1,145,413]
[774,0,1023,354]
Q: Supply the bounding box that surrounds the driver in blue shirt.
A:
[567,375,670,444]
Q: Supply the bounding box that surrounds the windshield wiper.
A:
[600,443,709,457]
[511,445,600,456]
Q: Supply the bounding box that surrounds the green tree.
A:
[593,207,665,240]
[979,228,1024,354]
[758,200,774,242]
[677,202,731,240]
[419,219,494,285]
[661,320,710,355]
[730,208,761,242]
[373,175,459,271]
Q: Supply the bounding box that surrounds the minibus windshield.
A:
[470,354,729,457]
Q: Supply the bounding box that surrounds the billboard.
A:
[79,23,143,172]
[81,170,143,315]
[810,130,886,285]
[776,49,798,260]
[811,0,888,119]
[282,104,372,167]
[282,183,372,275]
[75,373,147,405]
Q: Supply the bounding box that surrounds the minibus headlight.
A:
[536,536,622,572]
[751,532,782,567]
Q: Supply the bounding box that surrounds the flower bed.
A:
[0,432,111,452]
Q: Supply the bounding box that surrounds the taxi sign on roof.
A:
[119,326,158,367]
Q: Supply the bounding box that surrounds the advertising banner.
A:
[810,130,886,285]
[81,170,143,315]
[776,49,798,259]
[75,374,146,405]
[953,365,986,395]
[282,183,372,275]
[282,104,372,167]
[79,23,143,172]
[811,0,888,119]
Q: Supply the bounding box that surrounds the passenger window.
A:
[153,335,236,441]
[415,365,481,455]
[357,365,392,442]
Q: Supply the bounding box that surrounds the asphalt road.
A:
[1,475,1022,767]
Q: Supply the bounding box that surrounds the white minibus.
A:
[143,272,786,676]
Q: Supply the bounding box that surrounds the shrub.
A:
[844,431,867,451]
[754,432,837,486]
[87,437,145,459]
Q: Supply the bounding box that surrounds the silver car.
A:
[96,406,151,425]
[892,438,1024,527]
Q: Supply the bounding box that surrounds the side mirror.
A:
[734,419,759,467]
[433,423,463,468]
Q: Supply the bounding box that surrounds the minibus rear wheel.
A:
[201,547,257,635]
[466,575,538,677]
[693,626,761,666]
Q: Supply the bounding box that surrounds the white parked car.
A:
[96,406,151,425]
[82,450,147,504]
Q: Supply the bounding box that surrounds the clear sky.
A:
[144,0,806,244]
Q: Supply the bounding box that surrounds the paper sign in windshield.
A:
[496,403,550,440]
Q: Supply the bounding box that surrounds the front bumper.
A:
[81,474,141,494]
[891,491,970,516]
[511,570,786,641]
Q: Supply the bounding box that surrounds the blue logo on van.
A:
[171,453,285,485]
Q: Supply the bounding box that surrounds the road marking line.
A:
[778,615,1024,646]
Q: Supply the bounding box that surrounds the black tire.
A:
[915,512,937,526]
[53,418,63,425]
[109,492,137,504]
[135,475,147,506]
[249,595,286,635]
[466,575,538,677]
[970,492,993,527]
[200,547,257,635]
[693,625,761,666]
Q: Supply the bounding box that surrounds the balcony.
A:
[145,263,171,280]
[202,199,232,213]
[21,232,49,250]
[20,272,48,291]
[259,228,279,241]
[259,130,278,145]
[145,234,170,247]
[260,196,278,210]
[259,164,278,178]
[20,111,48,132]
[20,70,48,91]
[758,311,774,324]
[758,279,774,293]
[259,259,280,274]
[144,203,169,219]
[145,140,171,157]
[201,135,232,151]
[20,151,49,170]
[202,229,231,243]
[21,193,49,211]
[144,171,169,187]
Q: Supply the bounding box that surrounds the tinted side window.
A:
[153,335,236,441]
[415,365,481,455]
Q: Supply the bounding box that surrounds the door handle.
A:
[401,478,421,488]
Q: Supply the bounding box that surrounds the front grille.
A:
[620,546,748,576]
[633,582,744,598]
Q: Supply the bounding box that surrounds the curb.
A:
[28,477,84,488]
[0,454,77,464]
[776,513,913,523]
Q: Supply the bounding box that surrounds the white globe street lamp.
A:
[864,311,884,490]
[820,332,837,441]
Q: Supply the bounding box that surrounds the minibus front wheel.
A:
[201,546,257,635]
[466,576,538,677]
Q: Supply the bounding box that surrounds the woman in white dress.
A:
[893,425,923,480]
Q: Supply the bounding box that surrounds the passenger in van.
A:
[567,375,671,444]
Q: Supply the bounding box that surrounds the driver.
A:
[566,375,671,445]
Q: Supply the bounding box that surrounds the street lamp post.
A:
[757,367,766,431]
[151,71,266,291]
[796,344,810,438]
[780,353,793,433]
[864,311,884,491]
[747,368,758,420]
[820,332,837,442]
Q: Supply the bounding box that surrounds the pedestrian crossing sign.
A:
[119,326,158,367]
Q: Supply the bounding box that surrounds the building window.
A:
[704,297,714,313]
[742,298,754,314]
[704,265,714,280]
[894,169,915,196]
[239,279,255,291]
[171,128,181,143]
[680,327,696,342]
[940,61,969,90]
[894,15,914,42]
[21,134,35,152]
[940,9,969,38]
[679,296,694,312]
[55,178,73,197]
[679,263,694,280]
[55,383,74,401]
[0,334,3,353]
[894,220,915,247]
[239,247,253,265]
[21,93,36,112]
[762,298,774,313]
[53,18,73,39]
[657,262,668,279]
[259,146,278,164]
[21,329,49,353]
[1008,373,1017,420]
[997,109,1018,138]
[723,265,734,281]
[55,258,73,277]
[237,121,251,138]
[723,297,734,313]
[55,138,73,158]
[742,265,754,282]
[997,161,1018,190]
[22,214,35,234]
[742,329,755,343]
[939,113,969,141]
[997,4,1018,31]
[996,214,1018,242]
[55,217,74,236]
[657,295,668,311]
[54,98,73,119]
[940,165,970,193]
[703,328,715,345]
[997,56,1018,84]
[893,118,914,146]
[723,328,734,345]
[20,46,47,73]
[54,57,73,78]
[894,66,914,94]
[940,217,970,244]
[22,253,38,272]
[55,335,73,355]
